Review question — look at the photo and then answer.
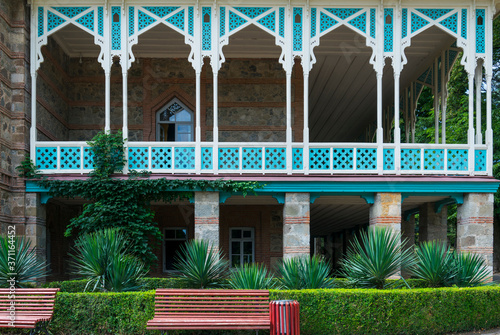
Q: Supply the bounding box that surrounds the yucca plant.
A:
[174,239,228,288]
[339,227,415,289]
[452,252,491,287]
[277,256,335,289]
[70,228,147,292]
[228,263,275,289]
[0,236,48,287]
[411,240,455,287]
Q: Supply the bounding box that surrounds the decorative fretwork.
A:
[324,8,362,20]
[76,11,94,32]
[47,11,66,32]
[332,149,353,170]
[475,150,486,172]
[411,12,430,34]
[257,12,276,32]
[38,7,44,37]
[384,8,393,52]
[265,148,286,170]
[416,8,453,20]
[311,8,317,38]
[229,10,247,32]
[128,147,149,170]
[220,7,226,37]
[309,148,330,170]
[202,7,211,50]
[356,148,377,170]
[447,149,468,171]
[219,148,239,170]
[143,6,179,18]
[233,7,271,19]
[202,147,213,170]
[461,9,467,39]
[402,8,408,38]
[36,148,57,170]
[188,7,194,36]
[401,149,421,170]
[293,148,303,170]
[151,147,172,169]
[175,147,195,170]
[138,10,156,31]
[439,13,458,34]
[348,12,366,33]
[60,147,81,169]
[476,9,485,53]
[279,7,285,38]
[98,7,103,37]
[293,7,302,52]
[384,149,394,170]
[129,7,135,36]
[52,6,89,19]
[370,8,376,38]
[242,148,262,170]
[320,12,338,33]
[424,149,444,170]
[83,147,93,169]
[111,6,121,50]
[167,9,185,31]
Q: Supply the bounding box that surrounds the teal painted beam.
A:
[404,208,420,221]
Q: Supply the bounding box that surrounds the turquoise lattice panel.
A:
[242,148,262,170]
[348,12,366,33]
[461,9,467,39]
[38,7,44,37]
[143,6,179,18]
[220,7,226,37]
[98,7,104,37]
[320,12,338,33]
[311,8,317,38]
[60,147,81,169]
[439,13,457,34]
[229,10,247,32]
[76,11,94,31]
[476,9,485,53]
[356,148,377,170]
[265,148,286,170]
[175,147,195,169]
[279,8,285,37]
[111,7,121,50]
[166,9,185,31]
[293,148,303,170]
[151,147,172,169]
[202,147,213,170]
[233,7,271,19]
[384,8,393,52]
[415,8,452,20]
[202,7,211,50]
[138,10,156,31]
[128,7,135,36]
[402,8,408,38]
[257,12,276,32]
[332,149,353,170]
[128,147,149,170]
[475,150,486,172]
[36,148,57,170]
[219,148,239,170]
[83,147,93,169]
[188,7,194,36]
[411,12,429,34]
[324,8,362,20]
[401,149,421,170]
[309,148,330,170]
[383,149,394,170]
[293,8,302,52]
[47,11,66,32]
[52,7,90,18]
[447,149,468,171]
[424,149,444,170]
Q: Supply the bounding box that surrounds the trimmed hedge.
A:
[14,286,500,334]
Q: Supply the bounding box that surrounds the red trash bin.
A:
[270,300,300,335]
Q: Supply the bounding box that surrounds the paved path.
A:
[450,328,500,335]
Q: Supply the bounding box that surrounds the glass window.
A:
[229,228,254,267]
[156,99,194,142]
[164,227,188,271]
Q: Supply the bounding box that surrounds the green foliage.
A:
[0,236,48,287]
[452,252,491,287]
[277,256,335,290]
[228,263,275,289]
[70,229,147,292]
[339,227,415,289]
[15,155,40,178]
[88,131,126,179]
[174,239,229,289]
[411,240,455,287]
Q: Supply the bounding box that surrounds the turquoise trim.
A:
[403,208,419,221]
[219,192,232,203]
[435,198,459,214]
[41,194,52,204]
[271,194,285,204]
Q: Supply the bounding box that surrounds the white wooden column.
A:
[434,60,439,143]
[121,7,129,174]
[475,64,483,144]
[194,3,202,173]
[393,6,401,173]
[485,5,494,176]
[303,4,311,175]
[441,51,447,145]
[212,4,219,175]
[104,4,111,133]
[376,5,384,175]
[29,7,38,162]
[285,5,293,174]
[466,5,476,175]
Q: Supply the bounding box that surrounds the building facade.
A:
[1,0,499,279]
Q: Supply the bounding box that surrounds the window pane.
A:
[243,241,252,255]
[243,255,252,264]
[164,229,175,239]
[177,133,190,142]
[176,110,192,121]
[164,240,185,270]
[231,255,241,267]
[231,241,240,254]
[159,110,175,122]
[177,125,192,133]
[231,230,241,239]
[175,229,187,240]
[243,230,252,238]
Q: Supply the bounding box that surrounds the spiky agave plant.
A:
[174,239,228,289]
[411,240,455,287]
[452,252,491,287]
[277,256,335,290]
[228,263,275,290]
[339,227,415,289]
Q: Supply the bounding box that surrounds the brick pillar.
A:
[194,192,219,252]
[25,193,47,282]
[369,193,401,232]
[419,203,447,242]
[283,193,310,259]
[457,193,494,277]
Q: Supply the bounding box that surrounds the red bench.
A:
[0,288,59,335]
[147,289,271,334]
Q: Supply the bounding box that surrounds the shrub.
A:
[174,239,228,288]
[452,252,491,287]
[277,256,335,289]
[411,240,455,287]
[339,227,415,289]
[70,229,147,292]
[0,236,48,287]
[228,263,275,289]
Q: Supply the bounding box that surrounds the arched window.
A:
[156,98,194,142]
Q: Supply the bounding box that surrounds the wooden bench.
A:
[147,289,271,334]
[0,288,59,335]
